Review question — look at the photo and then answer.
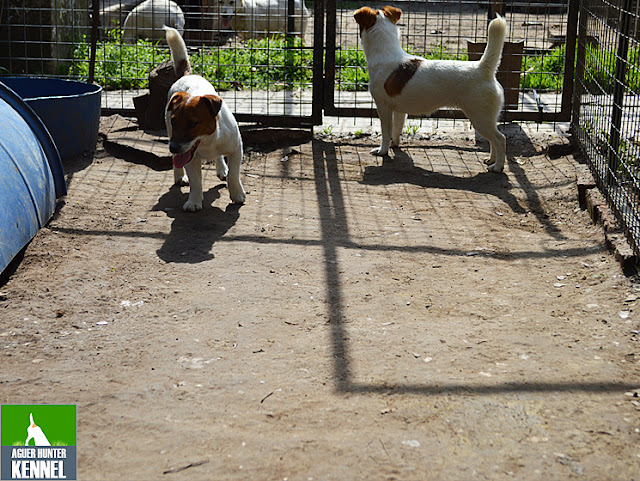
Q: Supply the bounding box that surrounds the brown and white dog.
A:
[354,6,508,172]
[164,26,246,211]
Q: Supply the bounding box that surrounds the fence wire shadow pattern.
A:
[573,0,640,256]
[2,0,640,256]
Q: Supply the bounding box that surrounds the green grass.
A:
[521,44,565,90]
[70,29,168,89]
[69,33,472,92]
[583,44,640,94]
[521,43,640,94]
[69,29,313,90]
[69,32,640,96]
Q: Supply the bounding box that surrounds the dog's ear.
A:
[201,95,223,119]
[354,7,378,32]
[168,91,187,112]
[381,6,401,24]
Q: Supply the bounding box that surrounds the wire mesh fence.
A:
[1,0,576,122]
[1,0,640,254]
[573,0,640,256]
[326,0,575,122]
[0,0,321,124]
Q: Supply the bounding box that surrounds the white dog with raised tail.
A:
[164,26,246,211]
[354,6,508,172]
[25,413,51,446]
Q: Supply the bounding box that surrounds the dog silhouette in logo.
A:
[25,413,51,446]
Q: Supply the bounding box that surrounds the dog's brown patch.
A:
[381,5,401,24]
[384,58,423,97]
[354,6,378,33]
[168,92,223,143]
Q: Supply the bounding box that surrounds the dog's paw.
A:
[231,194,245,204]
[370,147,388,156]
[183,199,203,212]
[174,167,188,186]
[487,162,505,173]
[229,187,246,205]
[216,159,229,181]
[217,167,229,181]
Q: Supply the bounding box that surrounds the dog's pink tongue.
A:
[172,151,191,169]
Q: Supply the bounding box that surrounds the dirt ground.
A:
[2,117,640,480]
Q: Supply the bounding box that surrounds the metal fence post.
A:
[311,0,325,124]
[88,0,98,84]
[572,0,587,127]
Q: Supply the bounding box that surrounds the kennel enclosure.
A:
[2,0,640,256]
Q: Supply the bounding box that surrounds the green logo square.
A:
[1,405,76,447]
[1,405,77,480]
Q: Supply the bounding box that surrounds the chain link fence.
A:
[573,0,640,256]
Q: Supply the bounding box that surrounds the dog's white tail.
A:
[164,25,191,78]
[477,15,507,77]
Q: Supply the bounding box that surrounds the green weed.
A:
[521,43,640,94]
[68,33,640,96]
[321,124,334,135]
[521,44,565,91]
[403,121,420,136]
[69,31,312,90]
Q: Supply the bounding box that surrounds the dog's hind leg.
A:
[482,125,506,173]
[466,110,506,173]
[215,156,229,181]
[372,103,393,156]
[225,149,246,204]
[391,111,407,147]
[183,157,204,212]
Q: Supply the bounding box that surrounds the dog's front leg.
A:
[391,111,407,147]
[173,166,189,186]
[371,103,393,156]
[183,157,204,212]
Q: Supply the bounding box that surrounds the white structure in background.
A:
[122,0,185,43]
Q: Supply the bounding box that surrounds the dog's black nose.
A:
[169,141,182,154]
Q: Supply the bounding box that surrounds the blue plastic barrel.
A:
[1,77,102,161]
[0,81,66,275]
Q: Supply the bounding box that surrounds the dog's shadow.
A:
[153,184,241,263]
[361,148,527,215]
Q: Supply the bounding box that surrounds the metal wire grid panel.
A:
[573,0,640,256]
[0,0,92,76]
[96,0,322,124]
[0,0,322,125]
[325,0,577,122]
